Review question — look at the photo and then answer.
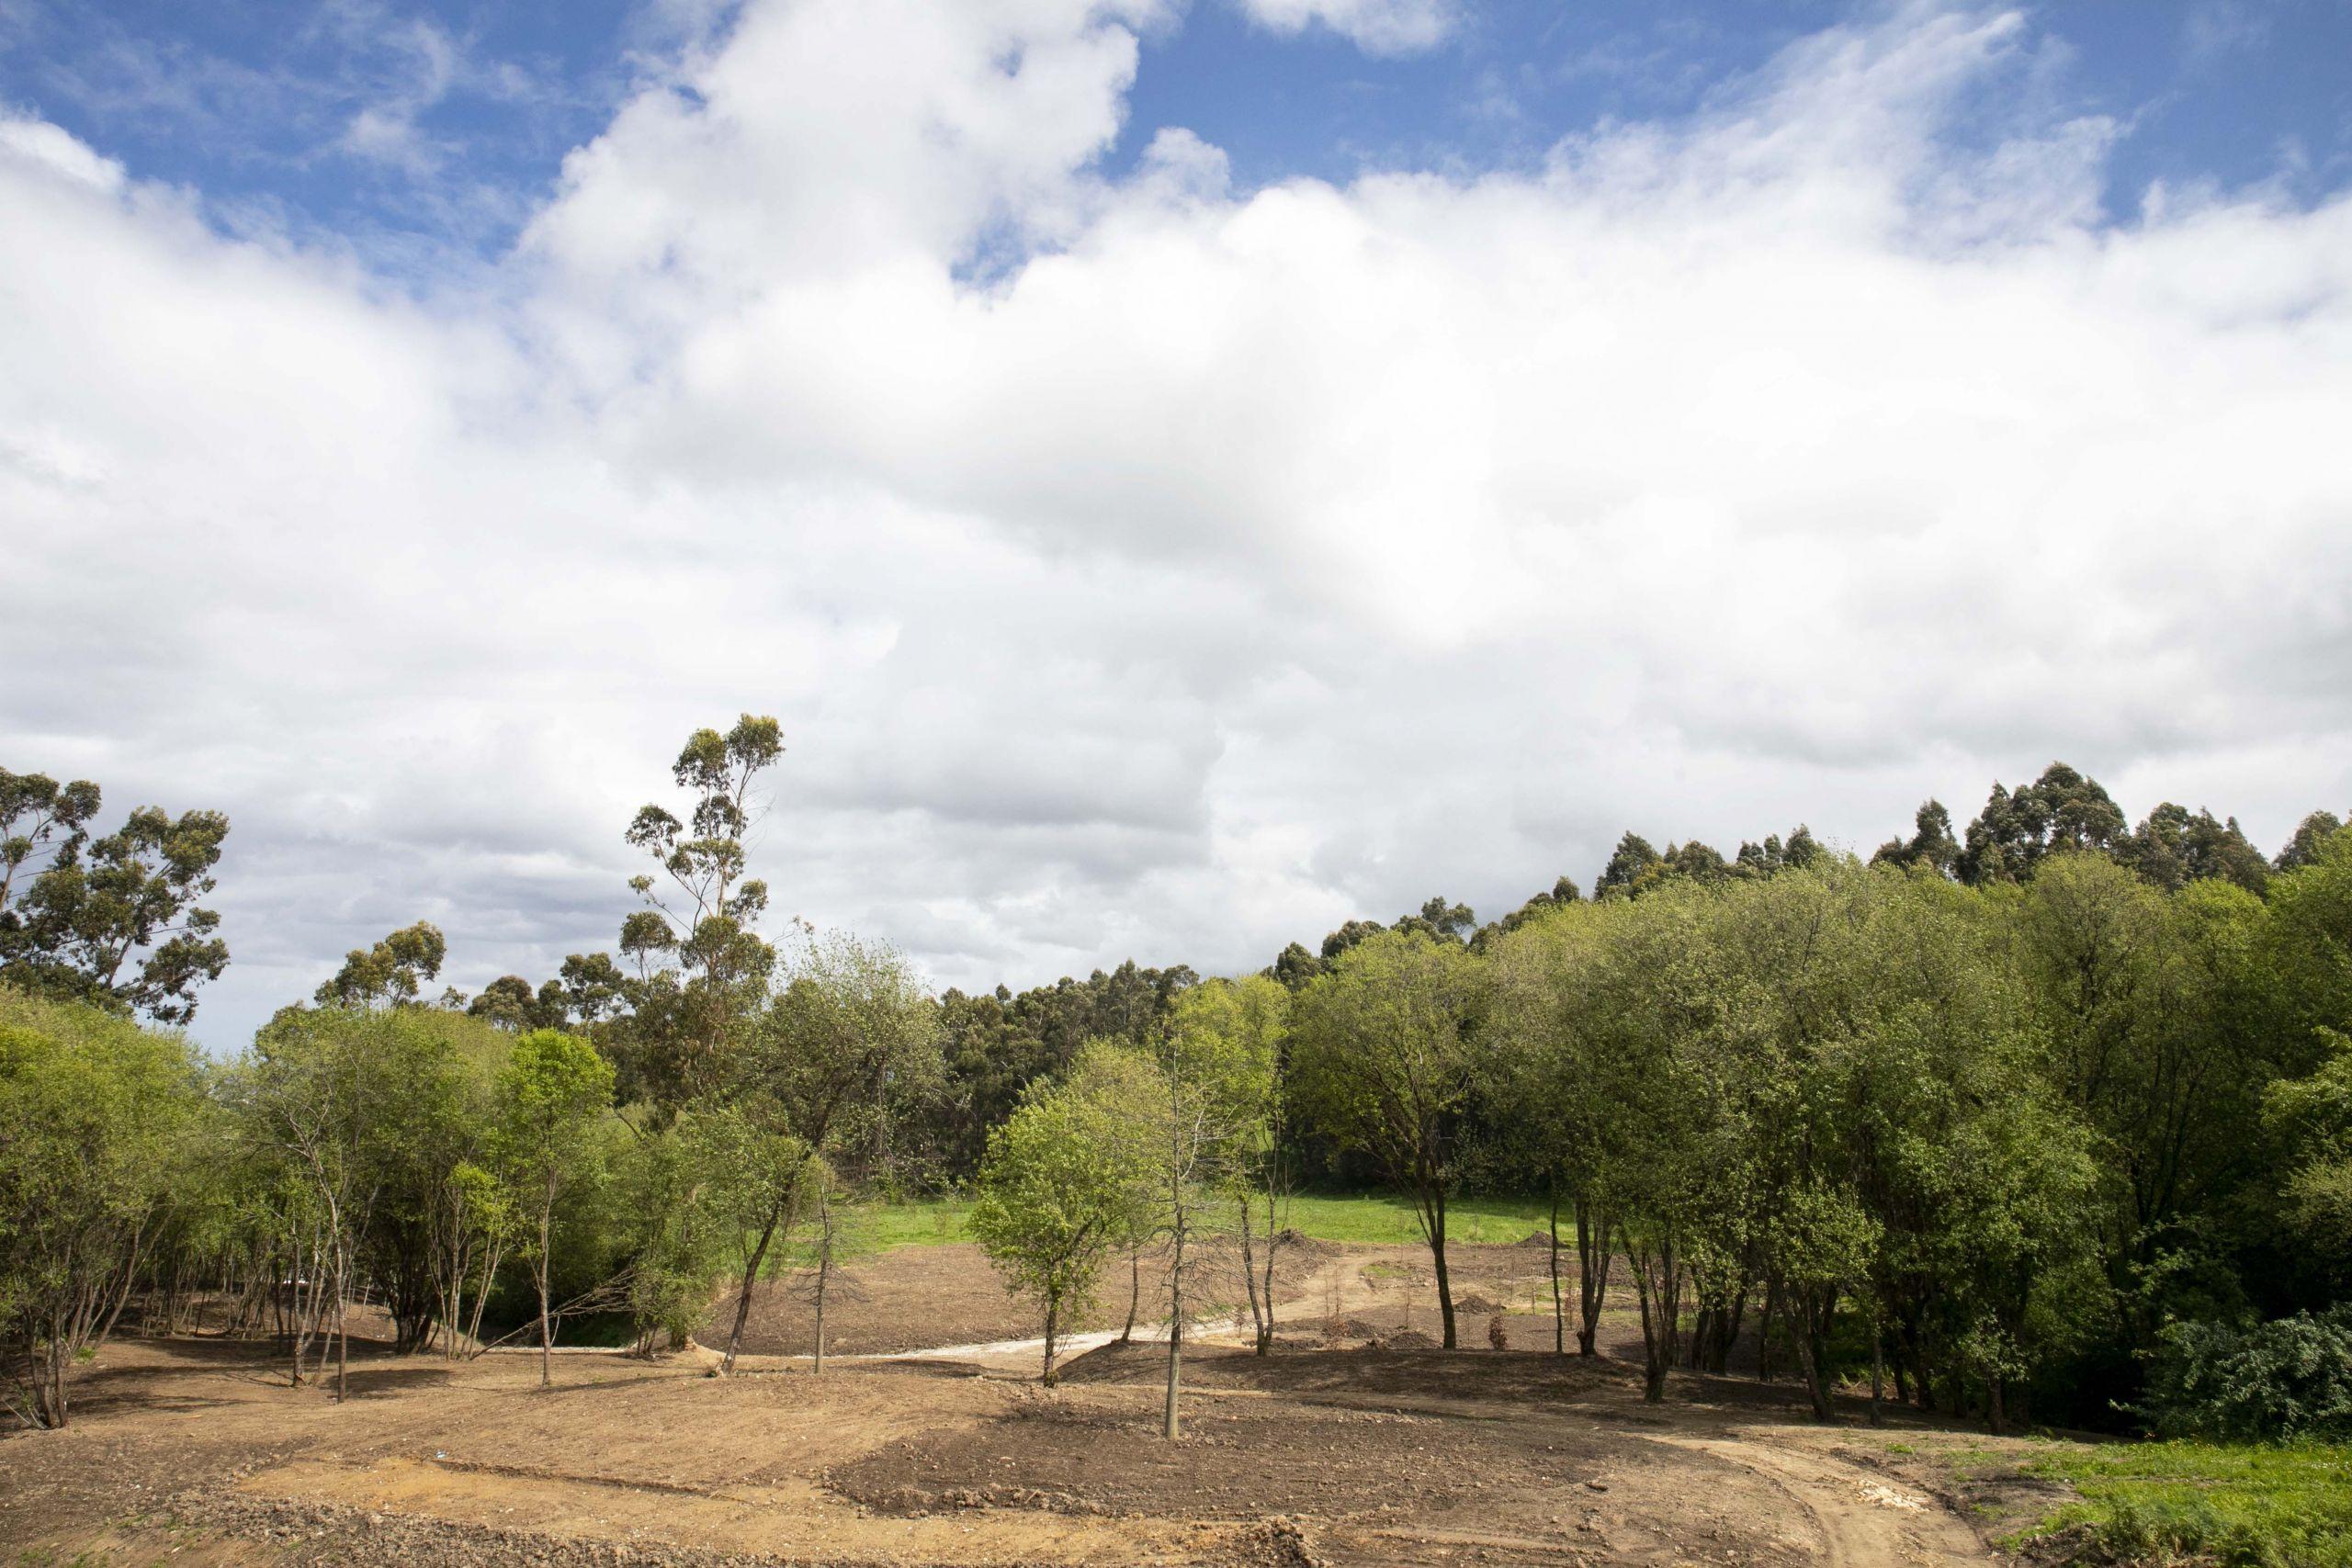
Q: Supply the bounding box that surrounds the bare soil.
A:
[2,1240,2050,1567]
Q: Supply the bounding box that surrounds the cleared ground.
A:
[2,1237,2069,1566]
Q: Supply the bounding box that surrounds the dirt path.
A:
[1642,1432,1990,1567]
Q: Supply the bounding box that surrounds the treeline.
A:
[4,742,2349,1442]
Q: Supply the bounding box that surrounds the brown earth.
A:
[1,1240,2050,1567]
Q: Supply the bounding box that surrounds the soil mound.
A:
[1515,1232,1555,1248]
[1380,1328,1438,1349]
[1453,1292,1501,1314]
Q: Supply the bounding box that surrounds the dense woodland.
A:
[4,728,2349,1450]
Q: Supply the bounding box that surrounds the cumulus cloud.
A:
[1229,0,1459,55]
[4,0,2350,1047]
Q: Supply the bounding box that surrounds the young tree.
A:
[1167,976,1289,1355]
[0,992,202,1427]
[1290,931,1484,1348]
[492,1029,616,1387]
[970,1045,1156,1385]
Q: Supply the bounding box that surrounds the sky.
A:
[4,0,2350,1051]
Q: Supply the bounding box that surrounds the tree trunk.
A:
[1238,1196,1268,1355]
[1427,1186,1457,1349]
[813,1194,831,1377]
[537,1207,553,1389]
[1042,1295,1060,1386]
[1548,1179,1566,1356]
[1161,1224,1185,1440]
[1786,1288,1833,1422]
[1119,1249,1140,1345]
[1870,1320,1884,1427]
[1575,1198,1610,1357]
[719,1201,786,1375]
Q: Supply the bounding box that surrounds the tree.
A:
[0,769,100,916]
[1871,800,1959,876]
[0,992,201,1427]
[606,716,786,1111]
[1145,992,1268,1436]
[1594,832,1665,899]
[1291,930,1484,1348]
[0,773,229,1025]
[1957,762,2125,886]
[492,1029,615,1387]
[313,921,448,1009]
[1168,976,1288,1355]
[2276,811,2346,874]
[970,1045,1156,1385]
[701,931,941,1371]
[2120,804,2269,895]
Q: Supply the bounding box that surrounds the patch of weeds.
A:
[2015,1439,2352,1567]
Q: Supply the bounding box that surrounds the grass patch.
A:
[860,1191,1555,1251]
[862,1196,974,1249]
[1278,1192,1554,1246]
[2018,1439,2352,1567]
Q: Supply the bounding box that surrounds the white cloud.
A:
[1230,0,1459,56]
[5,1,2351,1048]
[0,108,124,189]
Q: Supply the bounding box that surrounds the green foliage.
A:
[312,921,448,1009]
[2024,1441,2352,1568]
[0,766,229,1025]
[2144,1307,2352,1443]
[971,1046,1159,1379]
[0,991,204,1426]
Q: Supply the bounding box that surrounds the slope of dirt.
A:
[4,1241,2031,1567]
[705,1234,1340,1358]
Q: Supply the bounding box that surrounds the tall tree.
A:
[1957,762,2125,886]
[607,716,786,1110]
[1291,930,1485,1348]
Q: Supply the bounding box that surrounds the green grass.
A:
[1280,1192,1555,1246]
[861,1195,976,1249]
[2018,1440,2352,1567]
[859,1191,1554,1251]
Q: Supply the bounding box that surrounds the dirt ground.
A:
[2,1240,2056,1567]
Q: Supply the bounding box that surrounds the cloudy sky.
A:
[5,0,2350,1049]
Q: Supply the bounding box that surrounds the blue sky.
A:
[7,1,2348,274]
[6,1,2351,1046]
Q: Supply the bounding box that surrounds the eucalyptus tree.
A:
[312,921,448,1009]
[606,715,786,1111]
[1291,929,1485,1348]
[0,765,230,1025]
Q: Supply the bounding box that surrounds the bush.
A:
[2146,1308,2352,1442]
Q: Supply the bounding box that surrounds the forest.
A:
[5,719,2349,1472]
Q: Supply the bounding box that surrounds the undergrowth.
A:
[2018,1440,2352,1567]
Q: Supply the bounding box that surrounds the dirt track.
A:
[1,1241,2046,1566]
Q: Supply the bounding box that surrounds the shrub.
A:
[2145,1307,2352,1442]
